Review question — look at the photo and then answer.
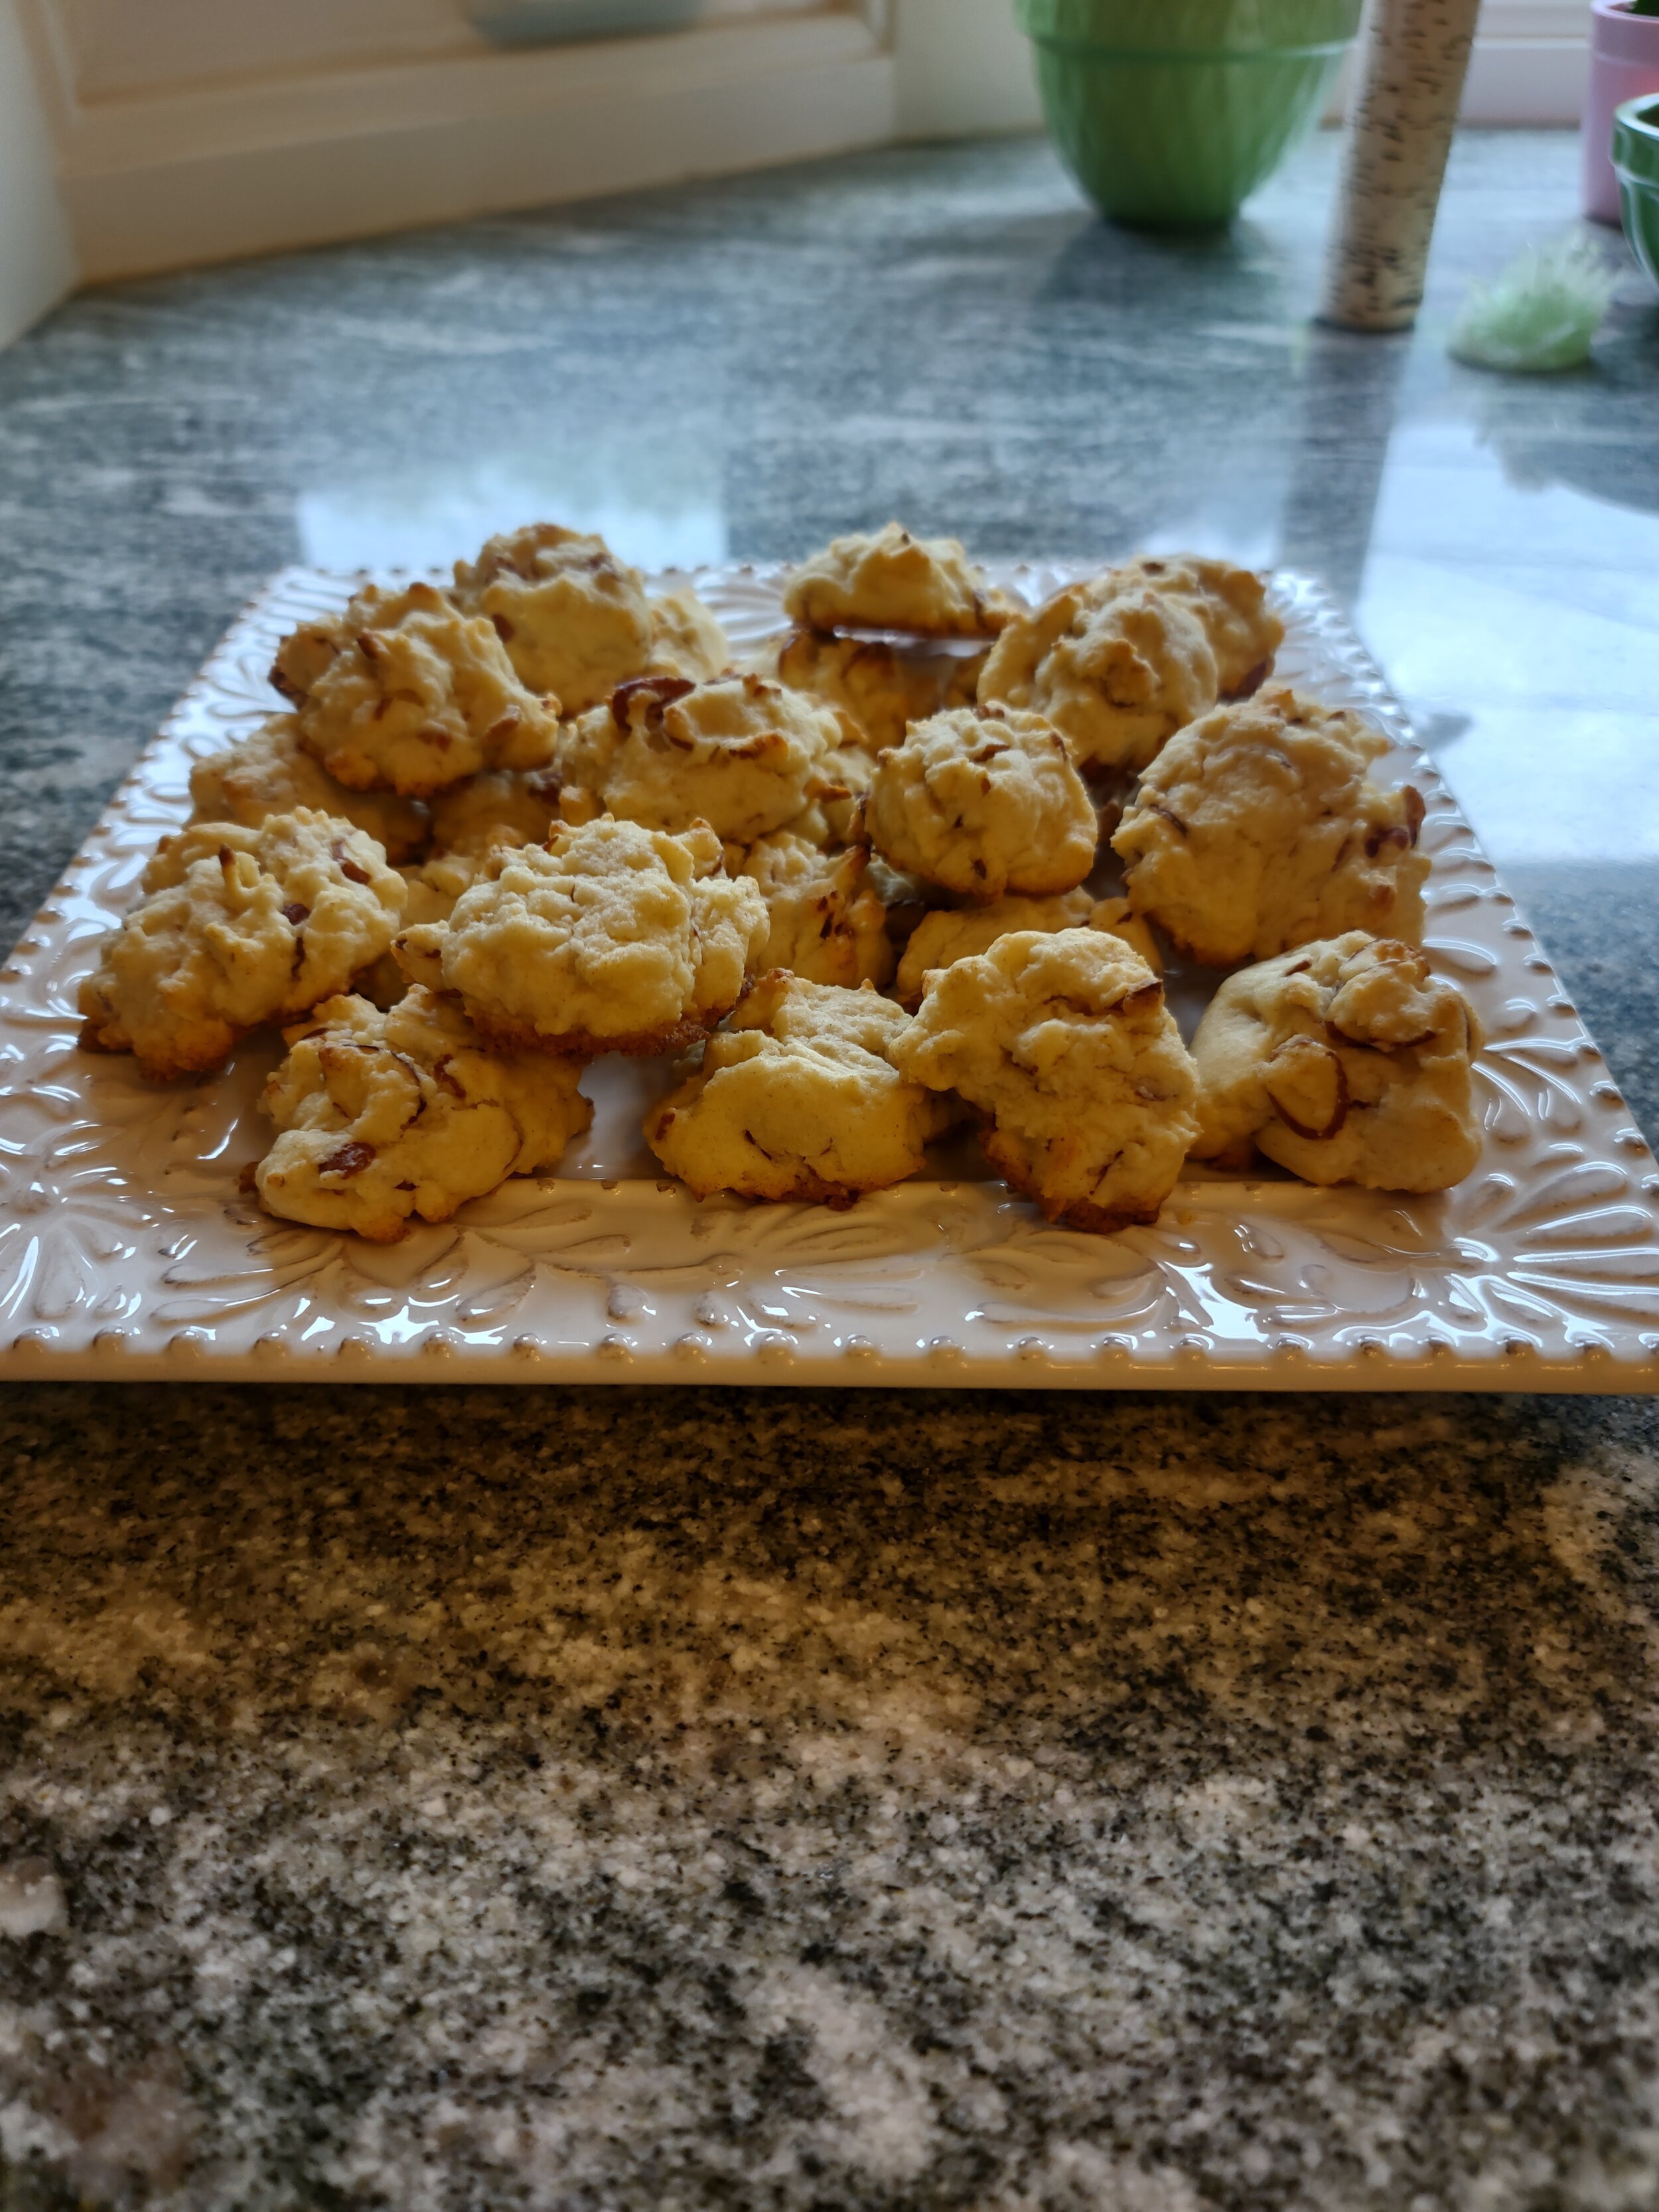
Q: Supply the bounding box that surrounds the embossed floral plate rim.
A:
[1,561,1656,1391]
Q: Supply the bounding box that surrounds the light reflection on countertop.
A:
[1359,421,1659,867]
[295,446,730,575]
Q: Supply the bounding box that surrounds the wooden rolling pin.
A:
[1321,0,1483,331]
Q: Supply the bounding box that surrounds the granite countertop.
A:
[2,127,1658,2211]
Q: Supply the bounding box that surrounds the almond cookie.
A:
[646,585,730,684]
[256,986,592,1242]
[189,715,430,864]
[894,890,1159,1007]
[78,810,405,1082]
[394,816,768,1057]
[976,555,1282,774]
[895,928,1199,1233]
[860,705,1098,903]
[975,573,1218,774]
[1112,688,1428,966]
[1190,934,1483,1191]
[1112,555,1283,698]
[739,832,893,989]
[428,767,562,857]
[646,971,951,1206]
[774,628,985,755]
[783,522,1014,638]
[554,672,839,846]
[273,581,559,799]
[450,523,654,710]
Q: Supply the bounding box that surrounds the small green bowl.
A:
[1615,92,1659,294]
[1015,0,1362,230]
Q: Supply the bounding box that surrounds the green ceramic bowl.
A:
[1615,93,1659,294]
[1015,0,1362,230]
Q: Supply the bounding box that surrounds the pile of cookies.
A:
[76,520,1484,1244]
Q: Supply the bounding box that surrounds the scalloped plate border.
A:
[1,562,1656,1392]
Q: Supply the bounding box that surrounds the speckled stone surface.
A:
[7,1386,1659,2212]
[3,122,1659,2211]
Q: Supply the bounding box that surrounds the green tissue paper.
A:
[1449,237,1617,374]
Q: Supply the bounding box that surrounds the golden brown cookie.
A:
[860,705,1098,903]
[738,831,893,989]
[78,811,405,1082]
[975,574,1216,774]
[1111,554,1283,697]
[392,816,768,1057]
[1112,688,1428,966]
[1190,934,1483,1190]
[450,523,654,710]
[427,768,563,858]
[646,971,952,1205]
[645,585,730,684]
[257,987,592,1241]
[273,582,559,798]
[554,672,839,846]
[773,628,985,755]
[895,928,1199,1233]
[976,554,1282,774]
[783,523,1013,638]
[893,891,1159,1008]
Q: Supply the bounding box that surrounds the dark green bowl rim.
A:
[1614,92,1659,188]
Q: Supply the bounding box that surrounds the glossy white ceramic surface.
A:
[1,563,1654,1389]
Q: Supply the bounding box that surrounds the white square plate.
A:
[2,563,1656,1390]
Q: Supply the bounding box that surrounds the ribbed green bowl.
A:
[1015,0,1362,230]
[1615,94,1659,295]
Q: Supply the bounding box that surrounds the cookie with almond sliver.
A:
[893,890,1158,1009]
[646,972,952,1207]
[393,815,767,1059]
[451,522,654,710]
[896,927,1198,1235]
[1112,688,1427,966]
[737,831,893,989]
[555,671,839,846]
[784,522,1013,638]
[772,627,984,755]
[78,809,405,1081]
[256,986,591,1242]
[427,767,562,858]
[273,580,559,798]
[860,704,1098,904]
[976,553,1282,774]
[1190,933,1483,1191]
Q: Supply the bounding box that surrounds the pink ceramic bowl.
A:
[1585,0,1659,224]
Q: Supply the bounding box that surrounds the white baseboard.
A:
[51,11,895,281]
